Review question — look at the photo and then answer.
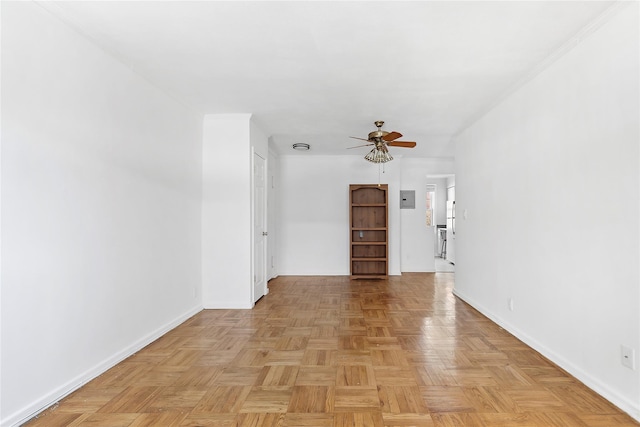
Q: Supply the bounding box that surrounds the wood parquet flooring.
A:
[25,273,639,426]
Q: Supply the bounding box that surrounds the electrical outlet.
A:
[508,298,514,311]
[621,345,636,370]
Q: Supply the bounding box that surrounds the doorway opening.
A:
[425,175,455,273]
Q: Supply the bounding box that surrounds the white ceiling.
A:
[43,1,616,158]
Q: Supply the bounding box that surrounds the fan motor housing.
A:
[368,130,388,140]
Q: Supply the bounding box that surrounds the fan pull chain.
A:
[377,163,387,186]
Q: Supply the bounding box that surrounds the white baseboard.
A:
[3,304,203,427]
[452,288,640,423]
[400,269,436,273]
[274,272,404,277]
[202,300,253,309]
[276,271,348,276]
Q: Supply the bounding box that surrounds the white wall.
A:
[277,155,401,276]
[276,155,453,276]
[446,175,455,194]
[399,159,454,272]
[0,2,4,417]
[431,178,448,227]
[250,120,269,159]
[454,5,639,420]
[1,3,203,425]
[201,114,268,309]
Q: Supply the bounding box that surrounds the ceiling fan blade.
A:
[349,136,371,142]
[387,141,416,148]
[382,131,403,142]
[347,143,374,149]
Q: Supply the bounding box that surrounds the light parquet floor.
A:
[25,273,639,426]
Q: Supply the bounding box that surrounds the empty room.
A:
[1,1,639,426]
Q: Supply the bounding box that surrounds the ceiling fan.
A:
[349,121,416,163]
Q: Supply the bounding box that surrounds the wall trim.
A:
[3,304,203,427]
[452,288,640,423]
[277,272,349,277]
[202,301,253,309]
[275,272,403,277]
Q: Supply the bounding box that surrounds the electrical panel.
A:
[400,190,415,209]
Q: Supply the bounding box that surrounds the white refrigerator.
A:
[446,201,455,264]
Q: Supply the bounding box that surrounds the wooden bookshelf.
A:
[349,184,388,279]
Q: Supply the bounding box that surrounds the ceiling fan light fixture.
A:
[349,121,414,163]
[292,143,310,151]
[364,148,393,163]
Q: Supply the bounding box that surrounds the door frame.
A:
[252,149,268,304]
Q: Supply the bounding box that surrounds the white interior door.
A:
[253,152,267,303]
